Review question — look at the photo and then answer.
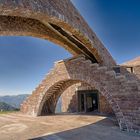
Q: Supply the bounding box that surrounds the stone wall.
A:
[133,66,140,78]
[61,84,80,113]
[99,94,114,115]
[61,83,114,115]
[21,55,140,133]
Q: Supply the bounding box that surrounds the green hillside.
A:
[0,102,17,111]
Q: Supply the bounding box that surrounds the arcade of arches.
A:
[0,0,139,134]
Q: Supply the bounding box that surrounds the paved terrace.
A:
[0,113,139,140]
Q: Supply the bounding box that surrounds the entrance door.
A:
[80,94,85,112]
[78,90,98,113]
[86,92,98,112]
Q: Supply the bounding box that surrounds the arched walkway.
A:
[60,82,114,114]
[0,0,116,66]
[0,0,139,134]
[21,56,129,131]
[39,80,115,116]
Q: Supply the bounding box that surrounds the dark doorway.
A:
[78,90,99,113]
[80,94,85,112]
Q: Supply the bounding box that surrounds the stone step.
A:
[90,63,99,69]
[97,66,107,71]
[105,70,116,77]
[115,75,126,82]
[37,84,45,89]
[41,79,46,83]
[83,59,92,65]
[137,86,140,91]
[71,56,86,62]
[126,80,137,86]
[60,55,86,64]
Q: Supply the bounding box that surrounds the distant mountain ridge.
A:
[0,94,29,109]
[0,94,62,112]
[0,102,17,111]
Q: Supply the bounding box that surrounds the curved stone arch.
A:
[38,79,116,116]
[0,1,139,133]
[0,15,82,56]
[0,0,116,66]
[32,61,125,129]
[38,79,81,116]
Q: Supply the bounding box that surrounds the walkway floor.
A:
[0,113,139,140]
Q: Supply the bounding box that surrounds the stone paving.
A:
[0,112,139,140]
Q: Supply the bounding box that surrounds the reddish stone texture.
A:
[0,0,139,134]
[99,94,114,115]
[0,0,116,66]
[122,56,140,79]
[61,84,80,113]
[21,56,140,134]
[61,83,114,115]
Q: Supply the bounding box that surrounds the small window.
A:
[113,67,121,74]
[126,67,134,73]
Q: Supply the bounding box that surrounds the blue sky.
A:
[0,0,140,95]
[0,37,71,95]
[72,0,140,62]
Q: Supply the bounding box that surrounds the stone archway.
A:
[39,80,81,115]
[37,72,123,124]
[61,82,114,114]
[0,0,116,66]
[39,80,115,116]
[0,0,139,134]
[21,55,140,133]
[21,56,127,131]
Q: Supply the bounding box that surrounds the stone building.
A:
[0,0,139,133]
[122,56,140,78]
[61,82,114,115]
[61,57,140,115]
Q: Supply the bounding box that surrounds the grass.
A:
[0,110,20,115]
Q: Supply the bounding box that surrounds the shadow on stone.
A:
[29,117,139,140]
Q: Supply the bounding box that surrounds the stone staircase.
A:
[20,55,140,133]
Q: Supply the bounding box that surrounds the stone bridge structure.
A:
[0,0,139,134]
[21,55,140,133]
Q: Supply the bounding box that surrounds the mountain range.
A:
[0,94,61,112]
[0,94,29,110]
[0,102,17,111]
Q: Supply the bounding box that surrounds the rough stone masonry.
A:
[0,0,139,134]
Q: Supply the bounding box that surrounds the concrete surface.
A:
[0,112,139,140]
